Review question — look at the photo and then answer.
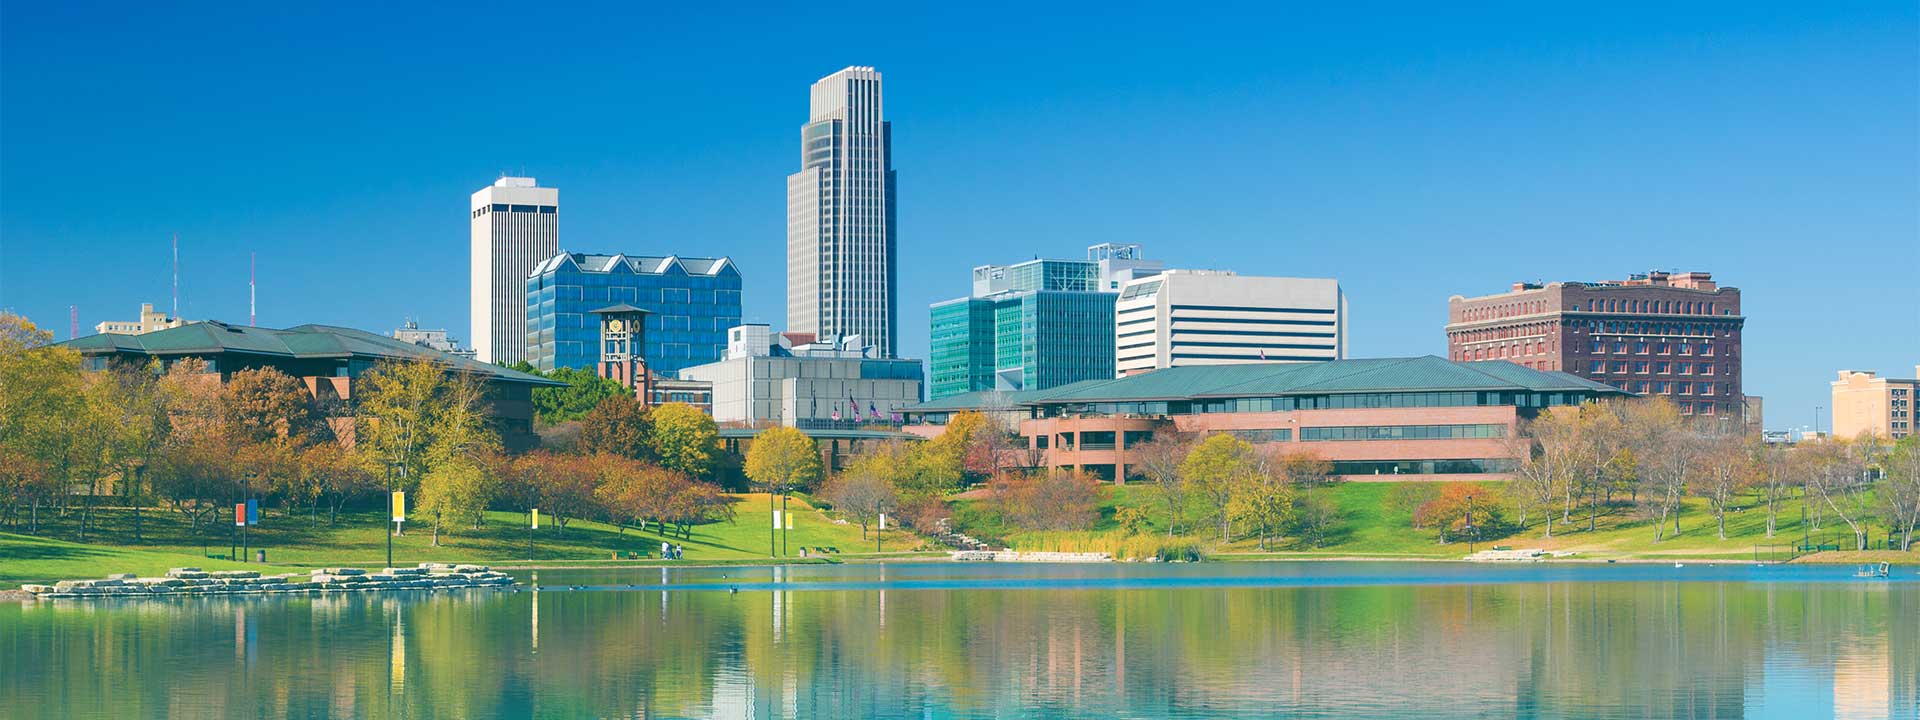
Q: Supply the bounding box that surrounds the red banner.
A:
[235,503,246,527]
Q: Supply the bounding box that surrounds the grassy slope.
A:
[0,494,916,586]
[952,480,1920,562]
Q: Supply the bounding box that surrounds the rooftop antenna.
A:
[69,306,78,340]
[249,252,257,326]
[172,233,179,320]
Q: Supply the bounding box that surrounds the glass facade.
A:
[1300,424,1506,442]
[525,255,742,375]
[927,289,1118,399]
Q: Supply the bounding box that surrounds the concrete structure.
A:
[471,177,558,364]
[787,66,898,357]
[94,303,189,335]
[906,356,1628,482]
[62,321,561,452]
[1115,270,1345,377]
[392,320,475,359]
[930,244,1163,399]
[525,252,740,376]
[1446,270,1745,419]
[1831,367,1919,440]
[678,324,922,429]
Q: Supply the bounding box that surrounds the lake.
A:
[2,562,1915,719]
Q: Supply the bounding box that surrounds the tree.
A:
[1881,437,1920,551]
[1413,484,1503,544]
[151,359,234,535]
[648,402,718,478]
[1509,408,1578,538]
[223,367,321,445]
[1267,449,1333,547]
[522,451,600,533]
[98,361,172,542]
[595,456,689,535]
[1232,453,1296,551]
[822,451,900,538]
[1623,398,1694,542]
[991,470,1101,531]
[1692,431,1757,540]
[743,426,824,495]
[301,441,372,524]
[579,393,654,460]
[661,480,732,538]
[1180,434,1262,542]
[1801,435,1877,550]
[416,458,493,546]
[1129,432,1193,536]
[962,415,1023,480]
[529,366,629,424]
[355,359,499,495]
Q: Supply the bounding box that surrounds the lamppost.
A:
[385,463,395,568]
[1466,494,1476,555]
[242,471,256,563]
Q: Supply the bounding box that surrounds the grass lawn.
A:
[951,480,1920,563]
[0,493,905,586]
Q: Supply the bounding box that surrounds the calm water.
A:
[2,562,1915,719]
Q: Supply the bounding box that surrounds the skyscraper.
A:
[1116,271,1346,376]
[524,251,742,376]
[787,66,897,357]
[470,177,558,364]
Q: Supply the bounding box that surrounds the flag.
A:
[391,491,406,522]
[868,402,877,418]
[849,395,860,420]
[234,503,246,527]
[531,508,540,529]
[246,499,259,526]
[1259,348,1267,360]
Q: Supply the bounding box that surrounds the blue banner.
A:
[245,499,259,526]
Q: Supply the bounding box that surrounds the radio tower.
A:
[69,306,78,340]
[250,252,256,327]
[171,234,180,321]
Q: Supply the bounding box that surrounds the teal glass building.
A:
[525,253,742,376]
[929,245,1161,399]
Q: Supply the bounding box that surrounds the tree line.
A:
[0,312,733,547]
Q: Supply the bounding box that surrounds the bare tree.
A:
[1799,436,1874,550]
[1129,431,1193,536]
[1880,439,1920,551]
[1691,431,1756,540]
[1623,399,1693,542]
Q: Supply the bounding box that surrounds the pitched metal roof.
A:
[62,321,562,386]
[529,252,737,278]
[906,356,1625,411]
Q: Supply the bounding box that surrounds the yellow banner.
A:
[391,492,405,522]
[532,508,540,530]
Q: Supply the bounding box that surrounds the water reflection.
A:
[0,564,1913,719]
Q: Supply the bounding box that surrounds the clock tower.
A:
[589,304,653,403]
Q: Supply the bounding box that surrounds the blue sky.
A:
[2,1,1913,431]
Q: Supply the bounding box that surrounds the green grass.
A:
[0,493,904,587]
[951,480,1920,563]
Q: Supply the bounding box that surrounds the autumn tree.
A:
[744,426,823,494]
[1692,431,1757,540]
[1623,398,1694,541]
[1413,483,1504,544]
[992,470,1101,532]
[355,359,499,497]
[301,441,372,524]
[1231,451,1297,551]
[1180,434,1262,542]
[648,402,718,478]
[579,393,654,460]
[1268,450,1333,547]
[416,457,494,546]
[523,451,600,533]
[223,367,321,445]
[595,457,689,535]
[821,450,900,538]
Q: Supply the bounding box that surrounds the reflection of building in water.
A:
[1832,636,1889,720]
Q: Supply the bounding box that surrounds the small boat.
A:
[1854,563,1890,579]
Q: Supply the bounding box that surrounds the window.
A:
[1591,341,1604,354]
[1678,362,1692,375]
[1652,381,1668,393]
[1300,424,1506,442]
[1679,401,1693,413]
[1613,342,1627,354]
[1590,361,1605,373]
[1677,382,1692,395]
[1654,362,1669,374]
[1614,362,1629,373]
[1633,362,1649,374]
[1701,383,1715,396]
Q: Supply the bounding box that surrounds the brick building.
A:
[1445,271,1745,420]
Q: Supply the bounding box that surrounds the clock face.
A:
[608,319,624,332]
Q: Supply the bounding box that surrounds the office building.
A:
[786,66,898,357]
[524,252,741,376]
[930,243,1162,399]
[678,324,922,429]
[1115,270,1346,377]
[392,320,476,359]
[1445,270,1745,418]
[63,321,561,452]
[905,356,1628,482]
[471,177,558,364]
[1832,367,1919,440]
[94,303,190,335]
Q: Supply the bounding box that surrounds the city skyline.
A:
[1,2,1914,431]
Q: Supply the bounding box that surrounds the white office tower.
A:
[786,66,898,357]
[1115,270,1346,376]
[469,177,558,364]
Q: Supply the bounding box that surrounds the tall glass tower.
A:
[786,66,897,357]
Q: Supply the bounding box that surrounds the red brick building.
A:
[1445,271,1745,420]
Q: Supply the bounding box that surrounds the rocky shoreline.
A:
[19,563,517,600]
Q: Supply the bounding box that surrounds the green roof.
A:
[62,321,562,386]
[906,356,1625,411]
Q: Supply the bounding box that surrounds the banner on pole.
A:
[234,503,246,527]
[784,512,793,531]
[878,513,886,531]
[245,499,259,526]
[772,510,783,530]
[392,492,405,523]
[531,508,540,530]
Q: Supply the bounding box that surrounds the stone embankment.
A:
[1463,548,1577,562]
[949,550,1112,563]
[20,563,517,599]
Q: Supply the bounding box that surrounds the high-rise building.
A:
[1445,270,1745,419]
[94,303,189,335]
[470,177,558,364]
[1832,366,1918,440]
[786,66,897,357]
[1115,270,1346,377]
[929,244,1163,398]
[524,252,741,376]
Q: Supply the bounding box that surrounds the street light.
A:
[385,463,395,568]
[1466,494,1477,555]
[242,472,257,563]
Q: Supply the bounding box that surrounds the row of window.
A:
[1612,380,1718,396]
[1330,459,1515,475]
[1300,424,1507,442]
[472,204,558,219]
[1041,390,1604,417]
[1590,340,1716,356]
[1591,361,1718,375]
